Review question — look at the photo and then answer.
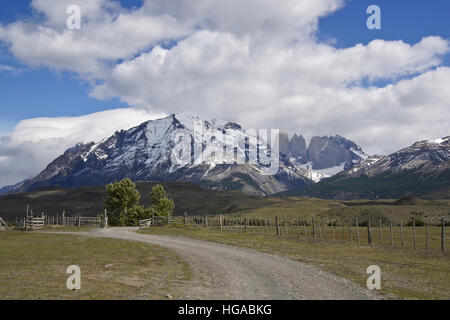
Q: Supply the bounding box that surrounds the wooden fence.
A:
[8,206,107,230]
[0,216,8,232]
[177,214,448,253]
[26,216,45,230]
[61,214,102,227]
[139,214,187,228]
[139,218,152,229]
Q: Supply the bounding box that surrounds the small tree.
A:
[149,184,175,218]
[104,178,142,226]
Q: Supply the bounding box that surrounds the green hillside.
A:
[0,181,271,221]
[278,170,450,200]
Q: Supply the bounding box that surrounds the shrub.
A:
[149,184,175,218]
[104,178,142,226]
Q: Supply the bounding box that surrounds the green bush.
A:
[104,180,175,226]
[149,184,175,218]
[104,178,144,226]
[406,217,425,227]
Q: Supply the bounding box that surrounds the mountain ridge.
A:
[1,113,369,196]
[278,136,450,199]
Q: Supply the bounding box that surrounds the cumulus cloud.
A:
[0,0,449,186]
[0,108,165,187]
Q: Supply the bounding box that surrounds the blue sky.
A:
[0,0,449,188]
[0,0,449,130]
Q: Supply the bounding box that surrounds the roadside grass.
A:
[139,225,450,300]
[0,231,192,300]
[34,225,95,232]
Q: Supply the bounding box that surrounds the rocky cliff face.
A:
[306,135,367,170]
[277,133,368,180]
[289,134,308,162]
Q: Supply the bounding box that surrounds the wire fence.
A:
[171,214,449,252]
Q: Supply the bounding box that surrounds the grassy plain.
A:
[0,231,191,300]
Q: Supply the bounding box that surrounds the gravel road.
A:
[56,227,378,300]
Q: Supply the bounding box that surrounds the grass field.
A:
[0,231,192,300]
[242,197,450,224]
[140,225,450,300]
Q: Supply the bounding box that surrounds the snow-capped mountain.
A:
[284,136,450,200]
[3,114,369,196]
[343,136,450,178]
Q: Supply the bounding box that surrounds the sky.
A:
[0,0,449,187]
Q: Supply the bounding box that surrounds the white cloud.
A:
[0,108,165,187]
[0,0,449,186]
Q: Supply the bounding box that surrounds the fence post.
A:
[275,216,280,236]
[184,212,187,225]
[332,221,336,241]
[379,218,382,247]
[348,220,352,243]
[425,218,429,252]
[303,218,307,240]
[367,218,372,245]
[442,218,445,252]
[204,215,208,228]
[413,218,416,250]
[284,217,288,236]
[356,218,360,247]
[400,219,404,248]
[390,220,394,248]
[78,213,81,228]
[244,217,247,232]
[62,210,65,226]
[103,209,108,228]
[312,216,316,239]
[318,219,321,240]
[219,214,223,230]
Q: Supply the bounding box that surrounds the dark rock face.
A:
[280,133,367,170]
[289,134,307,163]
[307,135,364,170]
[279,132,290,155]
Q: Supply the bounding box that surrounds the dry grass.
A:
[0,231,192,300]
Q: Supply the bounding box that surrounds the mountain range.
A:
[280,136,450,199]
[1,114,448,199]
[0,114,368,196]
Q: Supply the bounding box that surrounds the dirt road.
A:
[57,227,377,300]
